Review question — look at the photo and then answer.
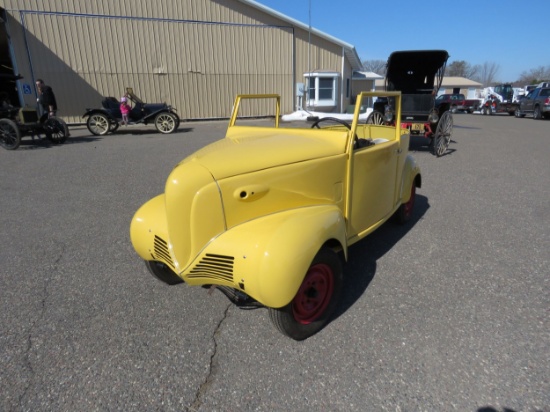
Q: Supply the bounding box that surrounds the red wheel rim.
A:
[292,263,334,324]
[403,185,416,218]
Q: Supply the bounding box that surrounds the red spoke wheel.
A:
[269,247,343,340]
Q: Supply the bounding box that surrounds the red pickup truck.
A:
[435,93,480,113]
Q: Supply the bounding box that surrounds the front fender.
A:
[130,194,174,269]
[181,205,347,308]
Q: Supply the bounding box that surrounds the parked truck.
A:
[435,93,480,113]
[479,84,520,116]
[515,86,550,119]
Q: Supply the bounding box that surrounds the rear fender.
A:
[400,154,421,203]
[182,205,347,308]
[82,109,115,120]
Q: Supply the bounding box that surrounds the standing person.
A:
[120,96,131,125]
[35,79,57,119]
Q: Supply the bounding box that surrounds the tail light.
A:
[544,98,550,106]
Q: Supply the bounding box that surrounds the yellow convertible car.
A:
[130,91,421,340]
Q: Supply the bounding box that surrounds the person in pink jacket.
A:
[120,96,131,125]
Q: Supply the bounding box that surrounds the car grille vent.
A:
[188,254,234,282]
[153,235,175,269]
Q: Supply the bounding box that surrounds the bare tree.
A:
[362,59,386,76]
[475,62,500,86]
[517,66,550,85]
[446,60,479,79]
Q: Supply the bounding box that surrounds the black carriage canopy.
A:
[385,50,449,94]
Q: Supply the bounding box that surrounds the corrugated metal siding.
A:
[1,0,352,122]
[9,11,293,122]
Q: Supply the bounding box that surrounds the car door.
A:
[522,90,537,113]
[348,138,399,238]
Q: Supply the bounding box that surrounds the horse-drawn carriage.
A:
[367,50,453,157]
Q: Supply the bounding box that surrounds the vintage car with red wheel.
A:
[130,91,421,340]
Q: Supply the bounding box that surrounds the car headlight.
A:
[428,110,439,124]
[384,105,394,123]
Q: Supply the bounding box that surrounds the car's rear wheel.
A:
[109,120,120,133]
[366,111,385,125]
[87,113,110,135]
[0,118,21,150]
[432,111,453,157]
[269,247,342,341]
[145,261,184,285]
[396,183,416,224]
[533,106,542,120]
[155,112,178,134]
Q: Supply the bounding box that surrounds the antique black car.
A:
[0,74,69,151]
[83,87,180,135]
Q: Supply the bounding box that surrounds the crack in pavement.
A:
[188,303,231,411]
[17,243,66,409]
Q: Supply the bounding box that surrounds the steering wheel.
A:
[310,117,351,130]
[310,117,360,148]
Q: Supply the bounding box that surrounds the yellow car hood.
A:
[181,128,348,180]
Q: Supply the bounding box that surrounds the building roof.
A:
[353,71,384,80]
[441,77,483,88]
[238,0,363,70]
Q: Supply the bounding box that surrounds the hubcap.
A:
[157,114,175,132]
[292,263,334,324]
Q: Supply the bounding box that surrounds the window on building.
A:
[305,72,339,108]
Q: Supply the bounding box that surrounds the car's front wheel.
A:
[155,112,179,134]
[269,247,342,341]
[44,116,69,144]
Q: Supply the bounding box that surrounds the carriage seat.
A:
[102,97,120,110]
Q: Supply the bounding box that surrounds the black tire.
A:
[515,108,525,118]
[0,118,21,150]
[432,111,453,157]
[268,247,343,341]
[366,111,385,125]
[155,112,178,134]
[396,183,416,224]
[533,105,542,120]
[109,120,120,133]
[43,116,68,144]
[145,261,183,285]
[87,113,111,135]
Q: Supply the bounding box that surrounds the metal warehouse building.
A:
[0,0,365,123]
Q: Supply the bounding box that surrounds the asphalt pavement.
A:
[0,113,548,411]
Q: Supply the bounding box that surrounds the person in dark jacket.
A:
[35,79,57,118]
